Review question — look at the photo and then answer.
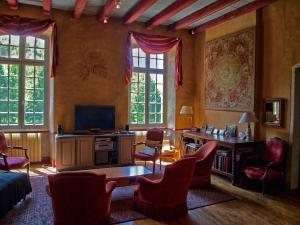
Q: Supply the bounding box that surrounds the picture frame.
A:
[200,124,207,133]
[206,126,214,134]
[213,128,219,135]
[225,125,237,137]
[219,129,225,136]
[238,131,247,140]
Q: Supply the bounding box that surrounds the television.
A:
[75,105,115,132]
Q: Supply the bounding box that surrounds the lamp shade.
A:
[180,105,193,115]
[239,112,258,124]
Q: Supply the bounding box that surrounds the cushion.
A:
[0,157,29,169]
[134,152,154,160]
[242,166,281,181]
[139,146,155,156]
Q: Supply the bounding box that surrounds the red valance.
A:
[125,31,182,90]
[0,15,58,77]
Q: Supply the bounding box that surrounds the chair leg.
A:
[27,164,30,175]
[144,161,146,167]
[152,160,155,175]
[159,157,162,170]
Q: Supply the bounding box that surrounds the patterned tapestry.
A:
[204,27,255,111]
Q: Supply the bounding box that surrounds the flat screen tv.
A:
[75,105,115,132]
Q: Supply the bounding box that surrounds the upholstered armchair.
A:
[133,157,196,220]
[184,141,218,188]
[0,132,30,174]
[133,128,164,174]
[241,137,287,194]
[46,171,116,225]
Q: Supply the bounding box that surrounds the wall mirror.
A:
[264,98,284,127]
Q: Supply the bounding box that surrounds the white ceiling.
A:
[16,0,256,29]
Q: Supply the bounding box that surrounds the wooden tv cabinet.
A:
[55,133,135,170]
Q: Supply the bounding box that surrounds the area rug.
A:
[0,176,234,225]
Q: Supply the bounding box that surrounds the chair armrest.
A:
[8,146,29,159]
[0,152,6,158]
[133,142,146,147]
[46,185,51,197]
[8,146,28,150]
[106,181,116,195]
[136,176,161,188]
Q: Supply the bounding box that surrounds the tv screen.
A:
[75,105,115,131]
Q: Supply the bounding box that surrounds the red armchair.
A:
[46,171,116,225]
[0,132,30,174]
[133,157,196,220]
[184,141,218,188]
[133,128,164,174]
[241,137,287,194]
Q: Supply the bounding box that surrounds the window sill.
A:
[0,129,49,133]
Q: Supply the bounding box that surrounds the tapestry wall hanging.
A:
[204,27,255,111]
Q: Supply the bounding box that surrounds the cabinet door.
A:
[76,137,94,166]
[56,138,76,169]
[119,136,135,164]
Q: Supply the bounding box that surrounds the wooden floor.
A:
[119,175,300,225]
[26,164,300,225]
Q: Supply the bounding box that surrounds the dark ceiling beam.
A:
[99,0,117,23]
[191,0,276,34]
[6,0,18,10]
[73,0,88,19]
[123,0,157,25]
[146,0,197,29]
[43,0,52,15]
[169,0,239,30]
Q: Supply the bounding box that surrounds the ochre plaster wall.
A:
[0,2,195,132]
[194,12,257,134]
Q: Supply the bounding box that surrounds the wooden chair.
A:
[0,132,30,175]
[133,128,164,174]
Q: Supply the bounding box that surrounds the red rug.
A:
[0,175,234,225]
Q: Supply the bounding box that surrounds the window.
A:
[129,48,166,127]
[0,34,48,130]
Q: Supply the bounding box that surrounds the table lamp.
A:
[239,112,258,139]
[180,105,193,129]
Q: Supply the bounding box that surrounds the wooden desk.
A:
[181,131,263,184]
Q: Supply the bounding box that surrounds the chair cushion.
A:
[242,166,281,181]
[139,146,155,156]
[0,157,29,169]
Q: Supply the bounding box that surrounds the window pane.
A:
[133,57,138,67]
[10,46,19,58]
[156,104,162,113]
[138,83,145,93]
[25,113,34,125]
[25,47,35,59]
[25,66,35,77]
[25,90,34,100]
[36,38,45,48]
[149,114,155,123]
[35,89,44,100]
[157,74,163,84]
[131,93,137,103]
[0,114,8,125]
[0,76,8,88]
[10,35,20,46]
[138,49,146,57]
[35,101,44,113]
[35,77,44,88]
[9,113,18,125]
[26,36,35,47]
[149,104,155,113]
[0,45,9,58]
[25,77,34,89]
[25,101,34,112]
[139,73,145,83]
[150,73,156,83]
[137,104,145,113]
[138,57,146,68]
[0,64,8,76]
[150,59,156,69]
[157,54,164,59]
[0,35,9,45]
[0,88,8,100]
[10,64,19,76]
[157,59,164,69]
[132,48,138,57]
[36,48,45,60]
[0,101,8,112]
[132,72,138,82]
[9,89,19,100]
[34,114,44,125]
[156,114,162,123]
[130,113,137,124]
[9,102,18,112]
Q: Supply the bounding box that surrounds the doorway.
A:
[290,63,300,190]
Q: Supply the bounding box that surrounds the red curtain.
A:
[0,15,58,77]
[126,31,182,90]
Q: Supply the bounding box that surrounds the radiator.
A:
[4,133,42,162]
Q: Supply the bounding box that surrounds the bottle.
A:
[57,124,63,136]
[125,124,129,132]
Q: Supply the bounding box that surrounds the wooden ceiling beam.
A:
[123,0,157,25]
[99,0,117,23]
[43,0,52,15]
[6,0,18,10]
[73,0,88,19]
[146,0,197,29]
[169,0,239,30]
[191,0,276,34]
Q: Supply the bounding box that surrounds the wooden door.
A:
[119,136,134,164]
[76,137,94,166]
[56,138,76,169]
